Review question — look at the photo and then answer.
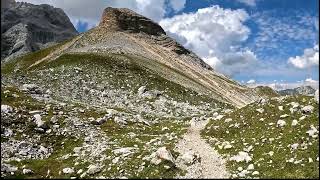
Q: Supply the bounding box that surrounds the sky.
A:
[17,0,319,90]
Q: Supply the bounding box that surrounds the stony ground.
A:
[1,53,232,178]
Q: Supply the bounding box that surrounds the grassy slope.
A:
[2,51,230,178]
[254,86,279,98]
[202,95,319,178]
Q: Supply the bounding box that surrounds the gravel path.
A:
[175,118,229,178]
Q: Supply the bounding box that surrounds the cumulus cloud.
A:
[16,0,186,29]
[246,79,256,84]
[160,5,257,76]
[288,44,319,69]
[237,0,257,7]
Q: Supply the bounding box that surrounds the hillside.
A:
[202,95,319,178]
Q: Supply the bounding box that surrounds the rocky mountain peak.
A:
[98,7,166,36]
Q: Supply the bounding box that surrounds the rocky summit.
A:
[1,0,78,61]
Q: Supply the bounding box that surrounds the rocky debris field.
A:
[1,53,231,178]
[202,95,319,178]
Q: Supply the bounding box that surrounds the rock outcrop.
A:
[1,0,78,61]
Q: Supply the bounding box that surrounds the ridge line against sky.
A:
[16,0,319,90]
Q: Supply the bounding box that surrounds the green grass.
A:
[254,86,279,98]
[202,95,319,178]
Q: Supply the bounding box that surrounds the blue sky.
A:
[18,0,319,89]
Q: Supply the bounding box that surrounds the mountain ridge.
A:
[14,7,260,108]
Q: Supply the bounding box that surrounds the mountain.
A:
[1,0,78,61]
[3,7,259,108]
[278,86,316,96]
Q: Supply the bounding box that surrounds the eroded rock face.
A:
[1,1,78,61]
[99,7,166,36]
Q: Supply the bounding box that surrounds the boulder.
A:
[1,105,13,114]
[62,167,74,174]
[86,164,101,175]
[301,105,314,114]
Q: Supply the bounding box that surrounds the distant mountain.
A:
[1,0,78,61]
[278,86,316,96]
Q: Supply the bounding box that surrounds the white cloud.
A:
[237,0,256,7]
[16,0,186,28]
[251,11,319,58]
[288,44,319,69]
[246,79,256,84]
[160,5,258,76]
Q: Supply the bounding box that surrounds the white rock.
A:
[230,151,252,163]
[62,167,74,174]
[155,147,174,163]
[1,105,13,113]
[23,169,33,174]
[238,169,249,177]
[34,114,46,128]
[309,158,313,163]
[267,151,274,156]
[291,143,299,150]
[299,116,306,120]
[256,108,264,114]
[86,164,101,175]
[252,171,259,175]
[137,86,146,95]
[306,125,318,138]
[112,157,120,164]
[113,147,135,155]
[277,120,286,127]
[278,106,283,111]
[73,147,82,154]
[214,115,224,120]
[291,120,298,126]
[77,169,83,174]
[238,167,243,171]
[280,114,289,118]
[301,105,314,114]
[290,102,300,108]
[162,127,169,131]
[224,144,233,149]
[39,145,48,154]
[224,118,232,123]
[247,164,254,170]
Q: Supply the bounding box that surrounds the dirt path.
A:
[175,118,229,178]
